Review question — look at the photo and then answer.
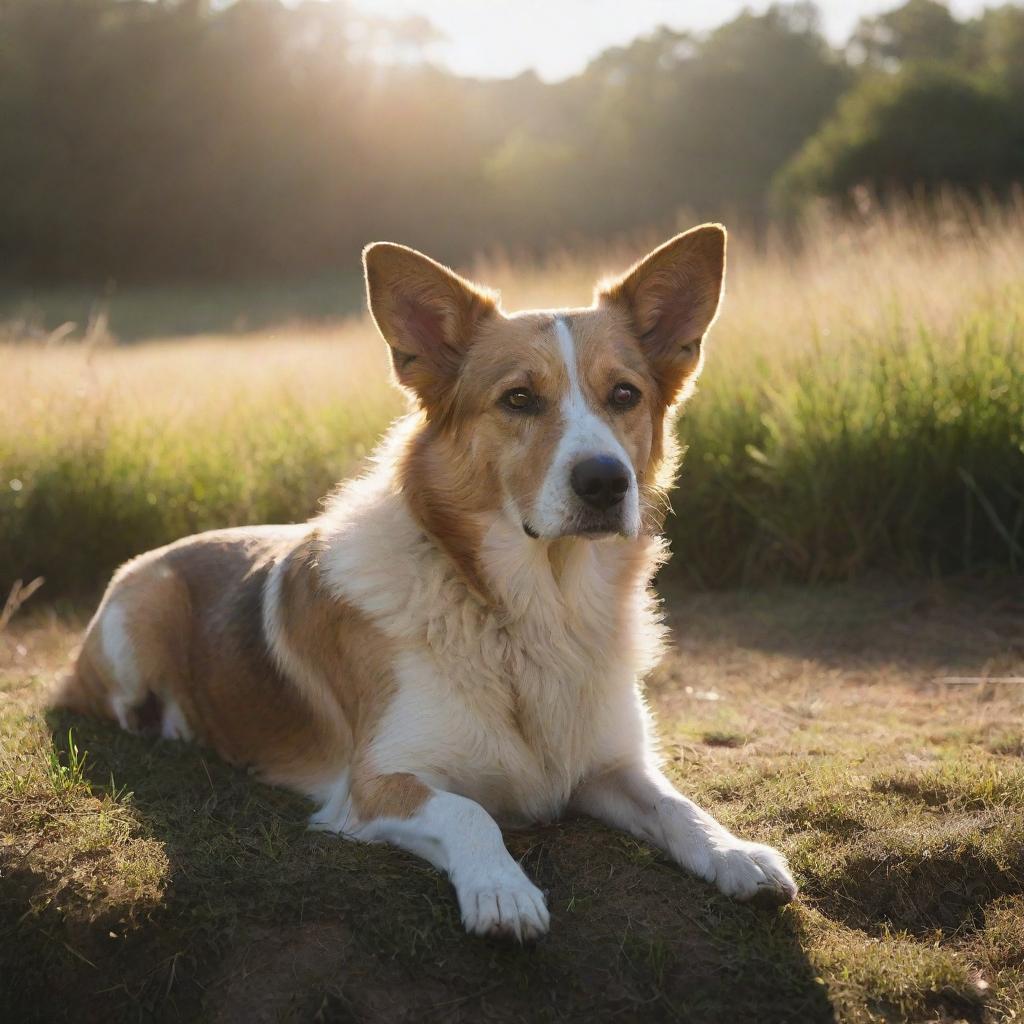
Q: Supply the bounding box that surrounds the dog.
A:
[53,224,797,941]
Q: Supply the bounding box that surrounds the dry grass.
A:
[2,580,1023,1022]
[0,322,395,435]
[475,192,1024,356]
[0,326,401,600]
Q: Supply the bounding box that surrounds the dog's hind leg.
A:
[53,559,194,741]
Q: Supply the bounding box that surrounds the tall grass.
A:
[1,328,400,597]
[2,198,1022,595]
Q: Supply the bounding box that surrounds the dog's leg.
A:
[315,773,550,941]
[570,763,797,905]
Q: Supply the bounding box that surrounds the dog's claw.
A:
[710,841,798,905]
[457,872,550,942]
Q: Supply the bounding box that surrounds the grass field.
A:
[2,198,1024,598]
[1,201,1023,1020]
[2,579,1023,1022]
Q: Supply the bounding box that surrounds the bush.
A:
[773,65,1024,210]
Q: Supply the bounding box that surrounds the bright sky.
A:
[349,0,989,81]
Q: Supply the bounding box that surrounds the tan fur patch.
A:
[351,771,431,821]
[62,528,400,796]
[52,637,113,719]
[398,425,494,603]
[598,224,726,406]
[363,242,498,418]
[276,533,398,747]
[63,525,434,823]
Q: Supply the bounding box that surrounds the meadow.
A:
[1,200,1024,1022]
[2,581,1022,1021]
[3,198,1023,600]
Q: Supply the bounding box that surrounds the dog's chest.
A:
[321,498,656,823]
[377,579,631,824]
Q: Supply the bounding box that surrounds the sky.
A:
[349,0,989,81]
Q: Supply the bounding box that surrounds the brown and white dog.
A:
[54,224,797,941]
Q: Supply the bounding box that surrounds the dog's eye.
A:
[609,383,641,410]
[501,388,538,413]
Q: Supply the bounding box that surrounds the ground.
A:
[1,579,1023,1023]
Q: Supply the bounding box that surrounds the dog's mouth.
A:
[522,516,624,540]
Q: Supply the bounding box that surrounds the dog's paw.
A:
[709,840,798,906]
[455,869,550,942]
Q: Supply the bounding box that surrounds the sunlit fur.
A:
[55,225,798,942]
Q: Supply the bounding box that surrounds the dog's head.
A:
[363,227,725,585]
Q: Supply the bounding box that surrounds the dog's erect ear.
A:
[363,242,498,410]
[598,224,726,403]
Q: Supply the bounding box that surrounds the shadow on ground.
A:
[660,576,1024,675]
[4,714,835,1024]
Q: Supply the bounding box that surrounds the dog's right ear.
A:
[363,242,498,411]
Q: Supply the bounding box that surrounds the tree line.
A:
[2,0,1023,283]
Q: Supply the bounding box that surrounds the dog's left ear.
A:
[363,242,498,412]
[598,224,726,403]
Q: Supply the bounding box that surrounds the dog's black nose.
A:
[570,455,629,511]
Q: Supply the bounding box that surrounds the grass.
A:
[2,198,1024,596]
[2,580,1023,1022]
[0,273,367,343]
[3,199,1022,1020]
[45,727,88,796]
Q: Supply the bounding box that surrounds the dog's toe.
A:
[459,873,550,942]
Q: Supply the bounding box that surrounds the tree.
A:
[967,5,1024,95]
[1,0,1022,284]
[850,0,964,66]
[773,64,1024,208]
[560,6,850,230]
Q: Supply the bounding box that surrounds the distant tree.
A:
[556,5,850,231]
[966,4,1024,95]
[1,0,1022,284]
[850,0,964,66]
[665,3,851,217]
[773,64,1024,208]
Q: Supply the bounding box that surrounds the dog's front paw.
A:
[709,840,798,906]
[454,868,550,942]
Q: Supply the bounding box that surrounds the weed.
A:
[45,727,89,797]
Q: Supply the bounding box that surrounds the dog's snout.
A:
[570,455,629,511]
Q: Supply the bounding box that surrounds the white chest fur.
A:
[320,479,666,824]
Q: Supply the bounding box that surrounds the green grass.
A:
[2,305,1021,599]
[2,204,1023,597]
[2,390,389,602]
[45,727,89,796]
[2,582,1022,1022]
[673,311,1024,585]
